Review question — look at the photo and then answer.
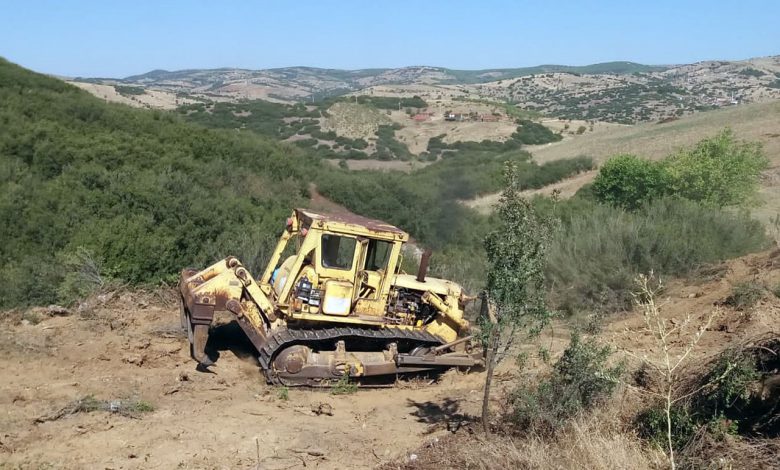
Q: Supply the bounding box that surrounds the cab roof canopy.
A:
[295,208,408,241]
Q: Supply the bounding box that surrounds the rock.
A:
[311,402,333,416]
[123,354,144,366]
[46,305,70,316]
[97,292,115,304]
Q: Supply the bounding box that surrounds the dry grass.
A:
[466,101,780,221]
[529,100,780,166]
[382,408,665,470]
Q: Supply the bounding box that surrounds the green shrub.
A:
[636,405,697,450]
[114,85,145,96]
[593,155,667,210]
[510,331,623,435]
[772,282,780,298]
[544,197,769,313]
[593,130,768,210]
[663,129,768,207]
[725,282,765,309]
[331,372,358,395]
[512,120,563,145]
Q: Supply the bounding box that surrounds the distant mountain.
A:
[96,61,668,101]
[72,56,780,123]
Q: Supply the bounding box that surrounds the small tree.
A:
[593,154,667,210]
[663,129,768,207]
[481,162,552,433]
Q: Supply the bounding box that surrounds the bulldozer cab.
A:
[261,209,409,319]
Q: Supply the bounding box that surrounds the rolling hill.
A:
[70,56,780,123]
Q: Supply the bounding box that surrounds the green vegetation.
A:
[353,95,427,109]
[510,331,623,435]
[545,197,768,313]
[592,154,667,210]
[738,67,765,78]
[512,120,563,145]
[36,395,155,422]
[427,120,563,159]
[114,85,145,96]
[481,163,553,432]
[637,339,778,452]
[664,129,768,207]
[0,58,310,307]
[374,124,413,160]
[594,130,769,209]
[725,282,765,309]
[330,371,358,395]
[0,58,771,325]
[178,99,319,140]
[317,151,593,248]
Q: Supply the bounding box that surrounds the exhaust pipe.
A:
[417,249,432,282]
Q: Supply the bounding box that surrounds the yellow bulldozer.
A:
[179,209,482,386]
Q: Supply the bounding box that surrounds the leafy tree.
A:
[481,162,552,433]
[593,154,667,210]
[663,129,768,207]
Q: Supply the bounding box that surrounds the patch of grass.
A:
[35,395,155,422]
[21,310,42,325]
[277,386,289,401]
[771,282,780,299]
[635,405,697,450]
[330,372,358,395]
[725,282,765,309]
[543,197,770,314]
[509,331,624,435]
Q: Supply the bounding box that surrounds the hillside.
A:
[0,58,312,307]
[0,58,593,307]
[2,249,777,468]
[70,56,780,124]
[466,100,780,218]
[3,54,778,470]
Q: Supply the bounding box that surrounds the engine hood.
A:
[392,273,463,297]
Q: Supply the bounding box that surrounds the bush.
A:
[544,197,769,313]
[636,405,696,450]
[593,155,667,210]
[510,331,623,435]
[512,120,563,145]
[725,282,765,310]
[663,129,768,207]
[593,130,768,210]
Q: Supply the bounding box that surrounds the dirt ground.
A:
[1,250,778,469]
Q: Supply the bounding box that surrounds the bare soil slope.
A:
[2,249,778,469]
[0,292,489,469]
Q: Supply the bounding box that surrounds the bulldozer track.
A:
[258,326,444,384]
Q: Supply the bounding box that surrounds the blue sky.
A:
[2,0,779,78]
